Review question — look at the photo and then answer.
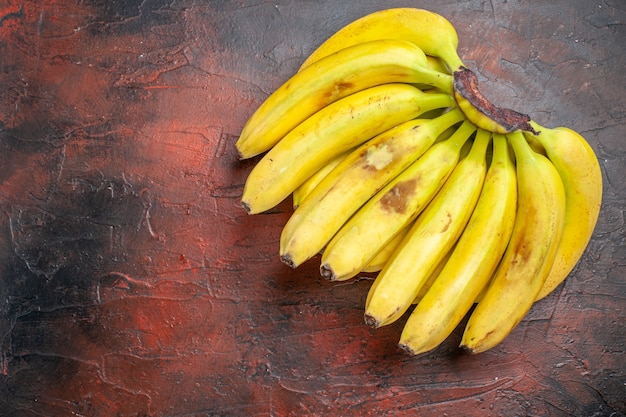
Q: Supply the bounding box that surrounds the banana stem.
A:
[416,66,454,93]
[419,92,457,114]
[433,106,465,128]
[528,120,545,135]
[439,48,465,73]
[453,67,537,134]
[507,130,534,162]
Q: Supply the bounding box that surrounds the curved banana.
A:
[526,123,603,300]
[412,243,456,305]
[367,237,454,306]
[363,225,411,273]
[399,133,517,355]
[461,130,566,354]
[241,83,455,214]
[299,8,464,73]
[237,39,453,159]
[364,128,490,329]
[280,108,465,268]
[292,150,350,209]
[320,120,477,282]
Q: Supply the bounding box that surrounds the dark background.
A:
[1,1,624,416]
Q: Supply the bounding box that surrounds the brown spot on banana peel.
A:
[380,178,418,214]
[319,81,355,105]
[453,67,538,134]
[510,205,539,265]
[440,211,452,233]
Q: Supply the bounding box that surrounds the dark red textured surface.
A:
[1,1,624,416]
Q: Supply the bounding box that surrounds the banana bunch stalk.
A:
[236,8,603,355]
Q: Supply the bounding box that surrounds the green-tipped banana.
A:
[320,120,477,282]
[280,108,465,268]
[364,128,490,328]
[461,130,566,354]
[399,133,517,355]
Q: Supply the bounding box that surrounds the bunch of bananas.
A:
[236,8,602,355]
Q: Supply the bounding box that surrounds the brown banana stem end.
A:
[453,67,538,135]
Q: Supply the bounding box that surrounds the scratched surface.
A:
[0,1,625,416]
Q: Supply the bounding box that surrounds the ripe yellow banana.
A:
[237,39,453,158]
[364,128,490,329]
[320,120,477,282]
[366,237,454,306]
[363,225,411,273]
[280,108,465,268]
[292,150,350,209]
[525,123,603,300]
[399,133,517,355]
[299,8,464,73]
[461,130,566,354]
[241,83,455,214]
[412,243,457,305]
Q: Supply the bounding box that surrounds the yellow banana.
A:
[292,150,350,209]
[412,243,458,307]
[280,108,465,268]
[426,56,450,76]
[237,39,454,158]
[366,238,454,306]
[412,56,454,91]
[399,133,517,355]
[461,130,566,354]
[364,128,490,329]
[299,8,464,73]
[363,225,411,273]
[525,123,603,300]
[320,120,477,282]
[241,83,455,214]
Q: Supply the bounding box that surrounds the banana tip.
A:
[363,313,380,328]
[319,264,336,281]
[234,142,247,160]
[398,342,418,356]
[280,254,296,269]
[458,343,479,355]
[241,200,252,214]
